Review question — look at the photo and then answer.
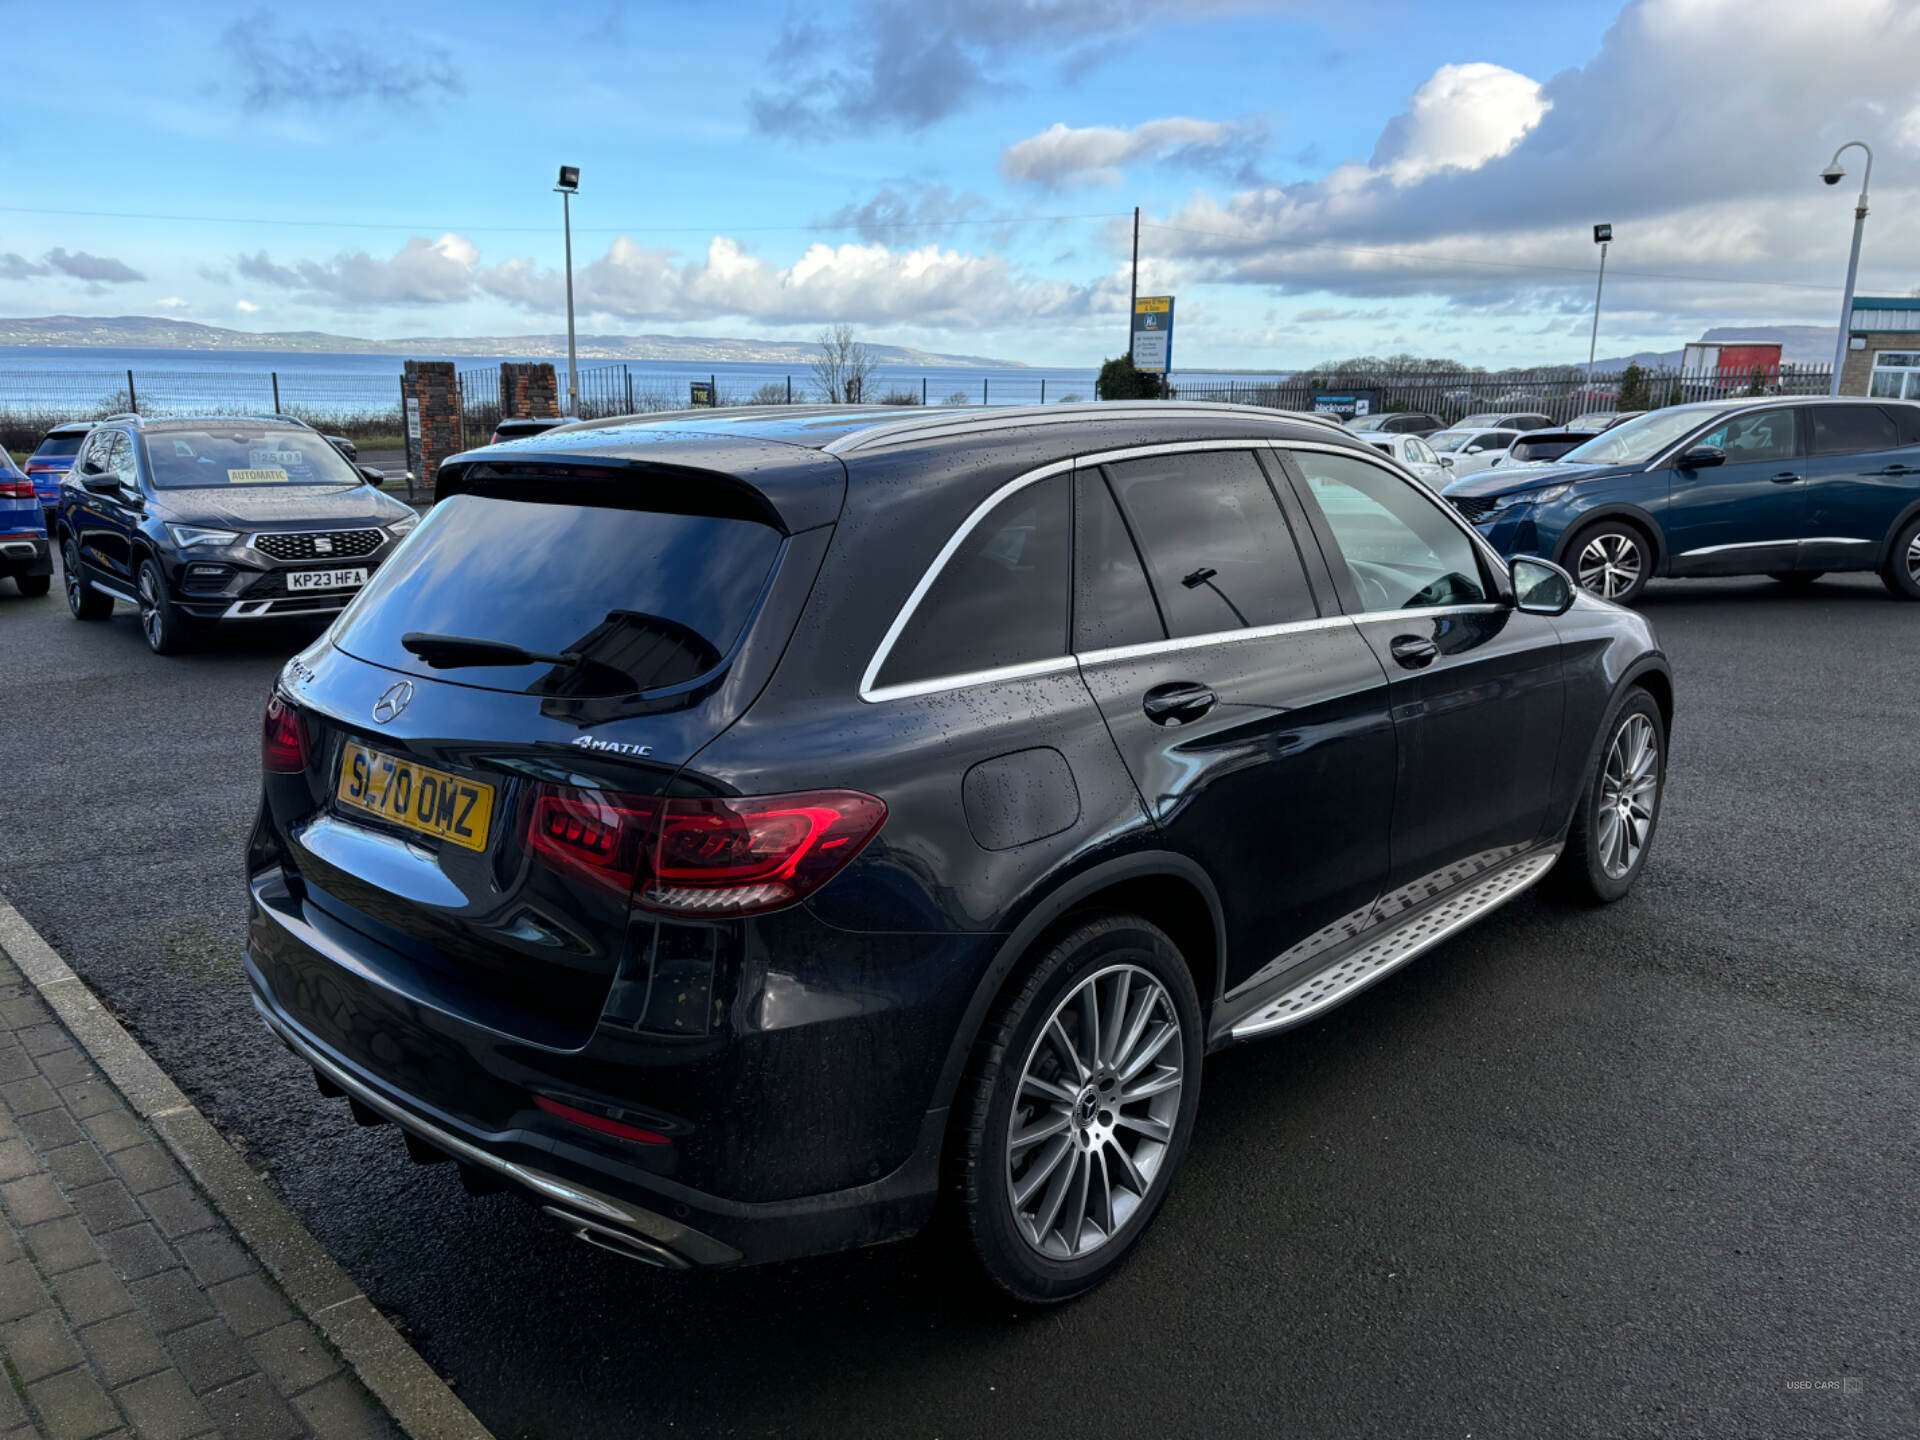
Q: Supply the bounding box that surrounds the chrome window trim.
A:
[1077,614,1356,668]
[857,435,1517,705]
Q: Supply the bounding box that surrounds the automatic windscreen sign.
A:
[1132,296,1174,374]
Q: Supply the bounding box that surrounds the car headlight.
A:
[1490,483,1572,512]
[387,514,419,538]
[165,524,240,548]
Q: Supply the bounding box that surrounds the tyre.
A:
[1566,521,1653,605]
[15,573,50,597]
[1551,688,1666,904]
[1881,515,1920,600]
[1767,571,1825,588]
[136,557,198,655]
[63,537,112,620]
[955,914,1203,1304]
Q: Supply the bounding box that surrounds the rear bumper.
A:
[0,535,51,577]
[245,862,974,1268]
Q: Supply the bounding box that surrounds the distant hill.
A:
[1593,325,1838,371]
[0,315,1023,369]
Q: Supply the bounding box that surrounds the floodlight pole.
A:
[1586,235,1610,393]
[1128,206,1140,362]
[556,168,581,415]
[1824,141,1873,396]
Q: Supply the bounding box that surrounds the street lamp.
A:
[555,165,581,415]
[1820,141,1872,397]
[1586,222,1612,397]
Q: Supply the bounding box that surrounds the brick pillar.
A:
[500,362,560,419]
[401,361,463,494]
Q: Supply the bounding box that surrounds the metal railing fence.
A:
[1171,364,1835,424]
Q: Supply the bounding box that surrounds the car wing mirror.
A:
[1511,557,1575,615]
[357,465,386,484]
[79,473,123,495]
[1679,445,1726,469]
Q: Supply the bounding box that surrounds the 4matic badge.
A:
[571,735,653,757]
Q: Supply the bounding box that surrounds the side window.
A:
[1808,404,1898,457]
[1410,439,1438,465]
[1695,409,1796,463]
[1290,450,1489,612]
[76,432,111,475]
[875,475,1070,690]
[1104,449,1317,637]
[1886,405,1920,448]
[107,434,135,482]
[1072,469,1164,652]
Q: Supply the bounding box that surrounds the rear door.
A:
[1661,407,1804,575]
[1799,403,1919,572]
[67,430,133,586]
[1072,444,1395,993]
[1278,445,1564,906]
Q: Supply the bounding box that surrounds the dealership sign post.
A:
[1132,296,1174,375]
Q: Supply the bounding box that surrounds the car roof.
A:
[440,402,1366,534]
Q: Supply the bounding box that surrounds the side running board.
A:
[1227,847,1560,1042]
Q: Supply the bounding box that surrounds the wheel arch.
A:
[1876,497,1920,568]
[1554,505,1668,576]
[926,851,1225,1120]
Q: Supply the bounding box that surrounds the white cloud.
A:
[1143,0,1920,325]
[482,234,1106,329]
[1370,63,1547,184]
[235,300,260,313]
[1001,117,1264,189]
[155,296,189,309]
[234,233,479,308]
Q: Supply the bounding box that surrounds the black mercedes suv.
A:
[53,414,417,653]
[246,403,1673,1301]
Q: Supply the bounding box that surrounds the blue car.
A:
[1444,397,1920,604]
[25,421,91,531]
[1,448,52,596]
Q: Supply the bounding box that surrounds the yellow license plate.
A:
[336,741,495,852]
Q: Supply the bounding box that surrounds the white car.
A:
[1427,426,1521,478]
[1356,431,1450,488]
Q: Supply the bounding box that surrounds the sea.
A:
[0,345,1271,419]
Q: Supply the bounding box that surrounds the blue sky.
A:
[2,0,1916,368]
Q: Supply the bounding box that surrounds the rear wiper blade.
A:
[400,631,635,694]
[401,631,579,670]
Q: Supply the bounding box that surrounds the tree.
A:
[1097,354,1164,400]
[811,325,880,404]
[1617,363,1650,412]
[747,381,789,405]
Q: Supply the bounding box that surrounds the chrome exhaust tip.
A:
[541,1207,690,1270]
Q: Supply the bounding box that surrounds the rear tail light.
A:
[525,784,885,916]
[262,694,310,773]
[0,478,31,499]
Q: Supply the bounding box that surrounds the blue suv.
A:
[1,449,52,596]
[1443,397,1920,604]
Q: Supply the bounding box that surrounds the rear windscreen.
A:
[141,428,361,488]
[331,494,783,696]
[32,435,84,458]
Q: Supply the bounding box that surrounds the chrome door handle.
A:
[1143,681,1217,726]
[1389,635,1439,669]
[1770,471,1802,483]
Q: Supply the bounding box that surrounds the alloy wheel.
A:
[1597,713,1658,879]
[63,541,83,611]
[1576,532,1643,600]
[137,566,164,649]
[1004,963,1186,1261]
[1907,531,1920,586]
